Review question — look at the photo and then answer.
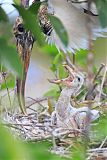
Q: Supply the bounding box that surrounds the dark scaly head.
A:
[13,16,24,37]
[37,0,53,36]
[13,16,34,53]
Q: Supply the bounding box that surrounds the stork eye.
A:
[78,77,81,82]
[18,24,24,32]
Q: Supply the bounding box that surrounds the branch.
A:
[21,0,29,8]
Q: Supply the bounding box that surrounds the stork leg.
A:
[16,49,32,114]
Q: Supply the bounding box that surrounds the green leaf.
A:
[26,141,66,160]
[50,63,57,72]
[1,74,15,90]
[95,114,107,137]
[50,53,62,72]
[0,38,22,77]
[29,2,41,14]
[44,87,60,99]
[42,44,58,56]
[0,124,28,160]
[95,0,107,27]
[0,6,8,22]
[50,52,66,78]
[72,144,86,160]
[48,15,69,47]
[53,53,62,65]
[58,65,68,79]
[75,49,88,67]
[13,4,45,46]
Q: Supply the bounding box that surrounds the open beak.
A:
[48,64,75,84]
[48,79,62,84]
[63,64,75,78]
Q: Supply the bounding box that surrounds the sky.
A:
[0,0,34,23]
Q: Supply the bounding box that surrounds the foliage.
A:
[0,6,8,22]
[1,73,15,90]
[0,124,28,160]
[0,38,22,77]
[0,0,107,160]
[0,124,68,160]
[48,15,68,47]
[95,0,107,27]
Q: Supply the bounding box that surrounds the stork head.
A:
[13,17,24,37]
[49,64,85,92]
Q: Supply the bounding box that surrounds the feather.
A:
[46,0,107,52]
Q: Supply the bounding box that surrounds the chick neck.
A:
[56,86,78,119]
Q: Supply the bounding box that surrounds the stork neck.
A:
[61,87,75,97]
[56,87,75,118]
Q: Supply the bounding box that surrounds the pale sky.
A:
[0,0,34,23]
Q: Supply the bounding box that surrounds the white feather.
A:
[48,0,107,52]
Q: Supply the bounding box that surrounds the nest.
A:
[1,63,107,159]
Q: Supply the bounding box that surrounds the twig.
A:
[21,0,29,8]
[3,123,25,132]
[99,136,107,149]
[27,97,49,103]
[26,106,37,112]
[87,136,107,159]
[26,97,47,108]
[3,123,50,128]
[88,147,107,153]
[93,63,105,83]
[63,53,76,70]
[98,65,107,103]
[2,72,12,108]
[26,135,52,142]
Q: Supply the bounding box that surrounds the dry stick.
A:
[81,2,94,156]
[27,106,37,112]
[72,54,75,65]
[99,136,107,149]
[88,147,107,153]
[93,63,105,83]
[2,72,12,108]
[98,64,107,103]
[1,89,14,98]
[63,52,75,70]
[26,97,50,111]
[87,136,107,160]
[27,135,52,142]
[5,123,49,127]
[87,0,95,78]
[85,64,105,101]
[87,64,107,159]
[3,122,52,140]
[21,0,29,8]
[27,97,47,108]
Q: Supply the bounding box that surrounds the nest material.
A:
[1,64,107,159]
[1,98,107,160]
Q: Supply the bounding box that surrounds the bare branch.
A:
[21,0,29,8]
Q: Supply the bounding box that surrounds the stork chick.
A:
[50,65,99,130]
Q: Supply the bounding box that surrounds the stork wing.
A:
[47,0,107,52]
[70,0,98,16]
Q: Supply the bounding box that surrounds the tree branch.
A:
[21,0,29,8]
